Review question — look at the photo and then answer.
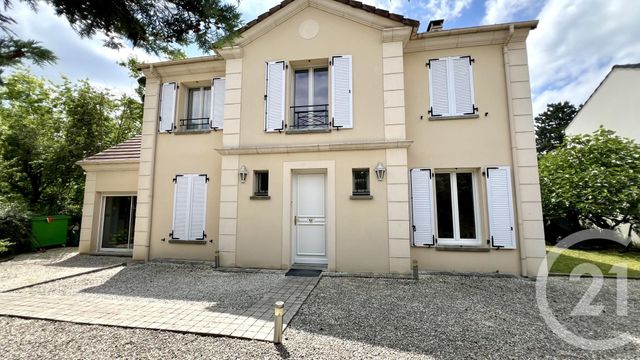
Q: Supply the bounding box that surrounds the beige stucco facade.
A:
[78,0,547,277]
[77,162,139,254]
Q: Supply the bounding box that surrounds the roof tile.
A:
[81,136,141,163]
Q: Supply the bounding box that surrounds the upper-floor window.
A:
[182,86,211,131]
[427,56,477,118]
[158,78,225,133]
[264,55,352,133]
[292,67,329,130]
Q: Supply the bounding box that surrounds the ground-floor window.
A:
[100,195,137,251]
[434,171,480,245]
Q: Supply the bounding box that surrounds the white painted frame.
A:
[433,170,481,246]
[282,161,336,271]
[97,193,137,253]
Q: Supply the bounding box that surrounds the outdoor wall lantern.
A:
[239,165,249,183]
[375,162,386,181]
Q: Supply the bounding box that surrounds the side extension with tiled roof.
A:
[238,0,420,33]
[77,136,141,164]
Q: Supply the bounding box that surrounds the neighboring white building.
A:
[566,63,640,246]
[565,63,640,143]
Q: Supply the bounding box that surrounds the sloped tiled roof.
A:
[80,136,141,164]
[238,0,420,34]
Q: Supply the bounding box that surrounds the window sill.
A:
[174,129,213,135]
[250,195,271,200]
[428,114,480,121]
[435,245,489,252]
[285,128,331,135]
[350,195,373,200]
[168,239,207,245]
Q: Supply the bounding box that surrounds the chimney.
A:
[427,19,444,32]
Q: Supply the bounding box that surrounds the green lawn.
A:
[546,246,640,277]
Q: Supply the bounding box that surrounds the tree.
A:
[539,128,640,238]
[0,7,57,84]
[0,71,62,208]
[535,101,579,154]
[1,0,241,80]
[0,70,142,218]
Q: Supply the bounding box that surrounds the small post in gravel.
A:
[412,260,419,280]
[274,301,285,344]
[214,251,220,268]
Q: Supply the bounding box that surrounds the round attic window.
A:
[298,19,319,39]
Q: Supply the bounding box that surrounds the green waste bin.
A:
[31,215,71,250]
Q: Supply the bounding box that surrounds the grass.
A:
[546,246,640,277]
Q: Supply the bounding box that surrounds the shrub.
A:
[0,199,31,252]
[539,128,640,245]
[0,239,13,254]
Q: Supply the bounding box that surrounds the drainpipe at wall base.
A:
[502,24,529,277]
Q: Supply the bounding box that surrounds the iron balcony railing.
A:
[289,104,329,130]
[179,117,210,131]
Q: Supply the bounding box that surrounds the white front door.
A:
[293,173,327,265]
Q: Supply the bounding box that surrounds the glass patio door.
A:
[101,196,137,251]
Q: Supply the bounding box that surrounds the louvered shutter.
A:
[210,78,225,130]
[265,61,286,132]
[411,169,435,246]
[486,167,516,249]
[171,175,190,240]
[428,59,450,116]
[159,82,177,132]
[331,55,353,129]
[189,175,208,240]
[452,57,475,115]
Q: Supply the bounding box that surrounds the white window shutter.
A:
[265,61,286,132]
[452,57,475,115]
[189,175,208,240]
[428,59,450,117]
[171,175,190,240]
[159,82,177,132]
[331,55,353,129]
[210,78,225,130]
[411,169,435,246]
[486,167,516,249]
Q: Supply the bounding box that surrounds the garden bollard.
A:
[274,301,284,344]
[412,259,419,280]
[214,251,220,268]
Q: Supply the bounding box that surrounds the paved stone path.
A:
[0,275,318,342]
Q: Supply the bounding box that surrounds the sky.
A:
[5,0,640,115]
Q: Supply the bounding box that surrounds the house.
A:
[77,0,547,277]
[565,63,640,143]
[565,63,640,244]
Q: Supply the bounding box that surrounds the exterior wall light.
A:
[239,165,248,183]
[375,162,386,181]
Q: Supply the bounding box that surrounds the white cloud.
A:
[228,0,281,23]
[6,1,160,95]
[421,0,473,21]
[527,0,640,114]
[482,0,537,24]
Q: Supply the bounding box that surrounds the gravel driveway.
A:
[0,248,127,292]
[13,262,286,311]
[1,272,638,359]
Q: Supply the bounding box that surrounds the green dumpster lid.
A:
[32,215,72,221]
